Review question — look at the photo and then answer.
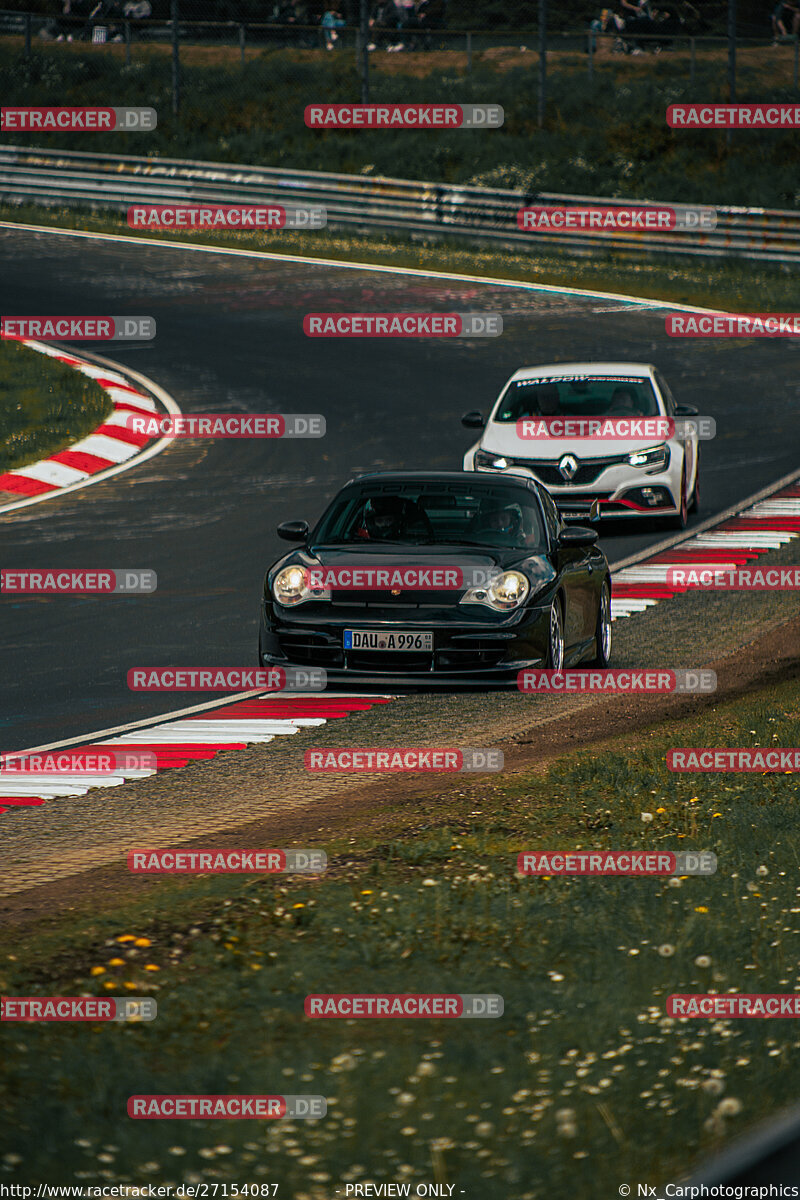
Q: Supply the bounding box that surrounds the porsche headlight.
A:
[272,565,330,607]
[626,443,670,471]
[460,570,530,612]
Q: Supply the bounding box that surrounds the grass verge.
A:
[3,202,799,311]
[0,339,111,475]
[2,675,799,1195]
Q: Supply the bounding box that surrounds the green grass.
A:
[3,43,800,207]
[0,339,112,474]
[2,677,800,1194]
[4,202,800,312]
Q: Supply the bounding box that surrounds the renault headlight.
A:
[272,565,330,607]
[475,449,510,470]
[460,570,530,612]
[626,443,670,471]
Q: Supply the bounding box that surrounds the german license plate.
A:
[344,629,433,652]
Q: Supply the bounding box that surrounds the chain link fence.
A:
[2,0,800,207]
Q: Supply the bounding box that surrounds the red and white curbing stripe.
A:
[610,484,800,619]
[0,340,169,510]
[2,479,799,817]
[0,695,394,814]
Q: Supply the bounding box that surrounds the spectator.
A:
[621,0,652,16]
[390,0,414,45]
[589,5,624,51]
[370,1,395,49]
[322,6,345,48]
[401,0,424,48]
[772,0,800,39]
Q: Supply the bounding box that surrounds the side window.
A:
[654,370,676,416]
[540,490,561,546]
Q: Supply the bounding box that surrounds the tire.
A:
[670,461,689,529]
[589,581,612,667]
[547,595,565,670]
[689,450,700,514]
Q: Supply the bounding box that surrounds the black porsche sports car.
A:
[258,471,612,688]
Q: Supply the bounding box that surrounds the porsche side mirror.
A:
[558,526,598,548]
[461,411,486,429]
[277,520,309,542]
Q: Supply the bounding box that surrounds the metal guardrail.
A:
[1,145,799,263]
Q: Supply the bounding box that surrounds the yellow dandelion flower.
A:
[103,981,115,990]
[90,967,105,977]
[360,891,373,896]
[656,807,666,814]
[115,935,137,943]
[123,981,138,990]
[694,906,709,913]
[250,963,263,971]
[108,958,125,967]
[688,798,700,804]
[292,903,306,909]
[134,938,151,948]
[712,812,723,818]
[144,964,160,972]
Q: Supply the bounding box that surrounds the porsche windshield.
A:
[313,483,547,550]
[495,375,660,421]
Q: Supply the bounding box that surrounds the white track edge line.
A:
[0,219,726,314]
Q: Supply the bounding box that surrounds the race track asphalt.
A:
[1,225,798,751]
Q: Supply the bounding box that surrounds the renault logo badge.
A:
[558,454,579,482]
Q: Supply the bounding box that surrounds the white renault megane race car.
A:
[462,362,700,527]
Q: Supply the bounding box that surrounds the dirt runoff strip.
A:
[2,532,799,923]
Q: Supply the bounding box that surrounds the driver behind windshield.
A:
[354,496,433,542]
[467,502,536,546]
